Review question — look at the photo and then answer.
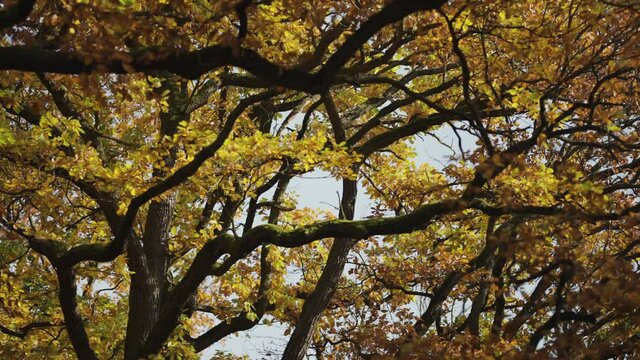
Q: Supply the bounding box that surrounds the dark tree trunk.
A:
[124,197,175,359]
[124,76,185,359]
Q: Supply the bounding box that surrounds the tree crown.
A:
[1,0,639,358]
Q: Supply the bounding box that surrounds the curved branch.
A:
[140,198,459,357]
[56,266,99,360]
[0,0,447,93]
[57,90,276,267]
[140,200,559,357]
[0,321,57,339]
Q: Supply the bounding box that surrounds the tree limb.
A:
[0,0,447,93]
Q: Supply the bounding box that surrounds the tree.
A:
[0,0,639,358]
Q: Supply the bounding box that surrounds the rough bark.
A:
[124,196,175,359]
[124,77,183,359]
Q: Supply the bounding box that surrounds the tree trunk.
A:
[124,196,175,359]
[124,75,184,359]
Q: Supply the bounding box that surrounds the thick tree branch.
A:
[140,196,561,357]
[0,221,98,358]
[0,321,57,339]
[140,198,459,357]
[0,0,447,93]
[55,266,99,360]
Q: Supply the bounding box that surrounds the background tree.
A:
[0,0,639,359]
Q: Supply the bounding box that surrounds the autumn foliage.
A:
[1,0,640,359]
